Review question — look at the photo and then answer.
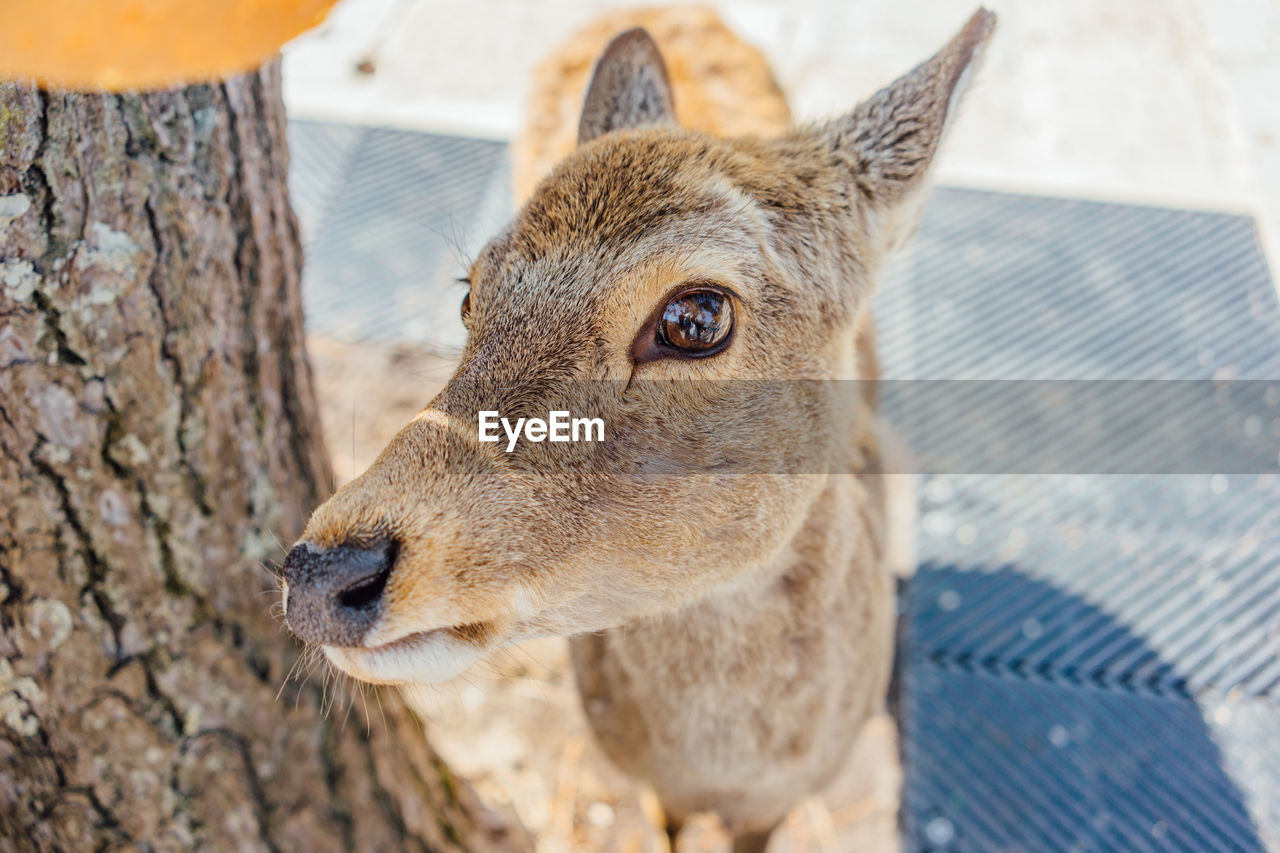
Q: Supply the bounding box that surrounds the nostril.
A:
[337,541,397,611]
[282,539,399,647]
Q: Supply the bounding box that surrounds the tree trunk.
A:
[0,65,525,852]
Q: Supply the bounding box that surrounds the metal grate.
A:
[906,662,1266,852]
[288,120,510,349]
[287,121,1280,852]
[875,188,1280,381]
[883,191,1280,851]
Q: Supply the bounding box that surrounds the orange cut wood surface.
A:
[0,0,337,90]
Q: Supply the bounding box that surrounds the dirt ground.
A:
[308,335,901,852]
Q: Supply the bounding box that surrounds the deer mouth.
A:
[323,622,497,685]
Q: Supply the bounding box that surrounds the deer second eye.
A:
[658,290,733,354]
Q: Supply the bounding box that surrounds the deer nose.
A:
[282,541,397,646]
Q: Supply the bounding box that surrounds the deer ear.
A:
[578,28,677,145]
[824,8,995,242]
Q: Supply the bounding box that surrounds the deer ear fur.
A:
[818,8,995,235]
[578,28,677,145]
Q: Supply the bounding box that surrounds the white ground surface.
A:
[282,0,1280,270]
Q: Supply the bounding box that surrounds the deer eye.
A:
[460,291,471,322]
[657,289,733,355]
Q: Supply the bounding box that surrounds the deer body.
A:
[572,469,893,837]
[282,8,994,849]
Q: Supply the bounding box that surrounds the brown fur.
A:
[286,7,995,847]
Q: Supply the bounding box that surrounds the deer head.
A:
[282,10,995,684]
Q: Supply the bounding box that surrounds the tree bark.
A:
[0,65,525,852]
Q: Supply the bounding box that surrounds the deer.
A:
[281,8,995,851]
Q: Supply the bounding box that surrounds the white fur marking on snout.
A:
[509,585,538,620]
[324,630,481,685]
[411,408,455,430]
